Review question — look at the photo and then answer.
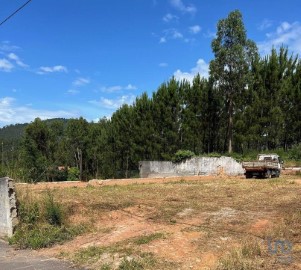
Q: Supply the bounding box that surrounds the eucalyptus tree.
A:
[210,10,258,153]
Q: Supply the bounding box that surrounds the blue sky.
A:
[1,0,301,127]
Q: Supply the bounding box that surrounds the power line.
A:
[0,0,32,27]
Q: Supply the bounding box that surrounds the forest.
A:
[1,10,301,182]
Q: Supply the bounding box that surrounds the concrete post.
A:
[0,177,18,237]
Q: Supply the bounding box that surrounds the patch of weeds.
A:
[9,224,85,249]
[267,210,301,241]
[18,200,40,224]
[150,205,183,224]
[118,258,143,270]
[44,190,64,226]
[72,244,174,270]
[241,239,262,257]
[98,226,115,234]
[73,246,106,265]
[10,189,87,249]
[101,264,112,270]
[165,179,186,185]
[216,249,255,270]
[267,178,287,185]
[215,239,263,270]
[132,232,165,245]
[73,245,134,265]
[91,201,134,211]
[115,252,162,270]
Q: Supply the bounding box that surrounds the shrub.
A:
[68,167,80,181]
[18,201,40,225]
[173,150,195,163]
[44,190,64,226]
[288,144,301,160]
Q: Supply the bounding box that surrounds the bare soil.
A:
[15,174,301,270]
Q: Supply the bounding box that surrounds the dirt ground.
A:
[15,173,301,270]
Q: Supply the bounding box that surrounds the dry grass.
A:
[16,175,301,269]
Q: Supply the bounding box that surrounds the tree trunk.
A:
[76,147,83,180]
[227,98,233,154]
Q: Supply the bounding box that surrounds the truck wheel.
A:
[265,170,271,179]
[246,173,252,179]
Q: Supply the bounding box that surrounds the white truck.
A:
[242,154,283,179]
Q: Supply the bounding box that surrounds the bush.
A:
[0,169,7,178]
[18,201,40,225]
[288,144,301,160]
[173,150,195,163]
[68,167,80,181]
[44,191,64,226]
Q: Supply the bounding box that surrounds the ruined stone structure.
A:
[0,177,18,237]
[139,156,244,178]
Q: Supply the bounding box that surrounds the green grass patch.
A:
[72,245,174,270]
[9,223,86,249]
[132,232,165,245]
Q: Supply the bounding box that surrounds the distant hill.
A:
[0,123,27,142]
[0,118,70,142]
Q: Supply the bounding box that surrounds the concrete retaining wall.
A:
[139,157,244,178]
[0,177,18,237]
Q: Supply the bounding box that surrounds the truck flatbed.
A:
[242,154,282,178]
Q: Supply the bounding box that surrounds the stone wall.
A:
[0,177,18,237]
[139,157,244,178]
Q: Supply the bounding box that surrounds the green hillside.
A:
[0,118,69,142]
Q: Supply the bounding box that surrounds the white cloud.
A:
[101,85,123,93]
[37,65,68,74]
[0,97,76,126]
[160,37,167,43]
[0,41,19,52]
[163,13,178,23]
[172,30,183,39]
[125,84,137,90]
[170,0,197,14]
[174,58,209,83]
[258,19,273,31]
[258,21,301,55]
[0,58,14,72]
[67,89,80,95]
[90,94,136,110]
[160,28,184,43]
[7,53,28,68]
[189,25,201,34]
[159,62,168,67]
[73,77,90,87]
[101,84,137,93]
[204,30,216,39]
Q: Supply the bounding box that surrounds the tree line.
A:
[1,10,301,182]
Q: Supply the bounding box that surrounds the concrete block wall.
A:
[0,177,18,237]
[139,157,244,178]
